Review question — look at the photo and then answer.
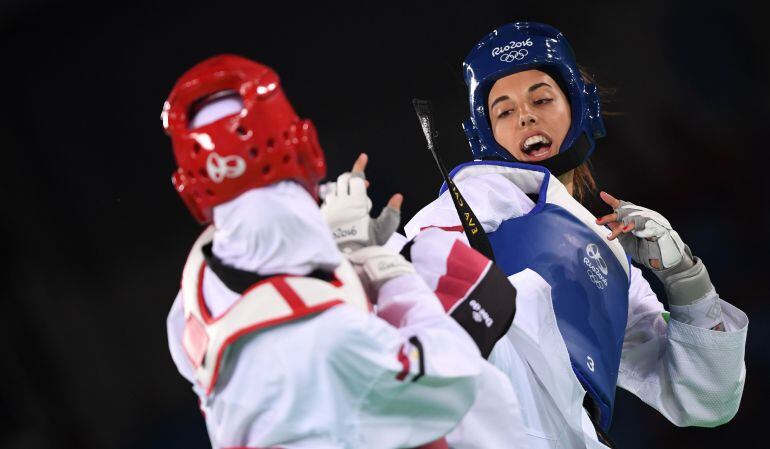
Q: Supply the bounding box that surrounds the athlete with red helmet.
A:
[162,55,494,449]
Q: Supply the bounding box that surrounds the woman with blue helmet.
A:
[400,22,748,448]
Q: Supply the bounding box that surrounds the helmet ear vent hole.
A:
[193,143,201,154]
[249,147,259,158]
[266,138,275,151]
[236,126,249,137]
[282,155,291,164]
[199,168,208,178]
[205,189,215,197]
[262,165,272,175]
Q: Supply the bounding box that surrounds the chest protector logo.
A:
[441,161,630,431]
[179,226,370,395]
[584,243,609,289]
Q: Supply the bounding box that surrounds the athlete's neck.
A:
[558,169,575,196]
[211,181,341,276]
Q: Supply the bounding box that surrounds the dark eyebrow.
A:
[489,95,510,109]
[529,82,552,93]
[490,82,553,109]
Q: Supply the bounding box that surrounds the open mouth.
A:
[521,134,553,159]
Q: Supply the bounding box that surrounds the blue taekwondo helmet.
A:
[462,22,606,176]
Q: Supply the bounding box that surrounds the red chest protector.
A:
[180,226,370,395]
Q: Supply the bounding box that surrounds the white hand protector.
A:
[320,171,400,253]
[346,246,416,300]
[613,200,716,310]
[613,200,689,271]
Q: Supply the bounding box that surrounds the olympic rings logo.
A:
[583,243,609,290]
[587,270,606,290]
[585,243,609,275]
[499,49,528,63]
[207,152,246,183]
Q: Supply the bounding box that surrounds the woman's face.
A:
[487,70,571,162]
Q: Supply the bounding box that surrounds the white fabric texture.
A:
[205,181,342,317]
[446,360,529,449]
[169,265,484,448]
[402,165,748,448]
[168,293,479,449]
[668,287,724,329]
[212,181,341,275]
[167,181,527,448]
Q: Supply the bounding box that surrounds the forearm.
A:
[662,254,725,331]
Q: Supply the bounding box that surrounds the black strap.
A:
[412,98,496,262]
[201,243,334,294]
[448,262,516,358]
[583,395,616,448]
[408,336,426,383]
[400,240,516,358]
[443,179,496,261]
[484,132,592,178]
[399,239,416,262]
[537,132,592,177]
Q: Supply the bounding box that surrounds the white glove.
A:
[320,154,402,253]
[611,200,689,271]
[597,192,714,308]
[347,246,416,300]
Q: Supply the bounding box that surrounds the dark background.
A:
[1,1,767,448]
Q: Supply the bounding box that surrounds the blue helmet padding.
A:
[463,22,606,168]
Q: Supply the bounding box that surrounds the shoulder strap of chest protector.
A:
[179,226,370,395]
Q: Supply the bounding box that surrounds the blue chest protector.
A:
[441,161,629,431]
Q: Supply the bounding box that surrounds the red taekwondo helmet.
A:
[161,55,326,223]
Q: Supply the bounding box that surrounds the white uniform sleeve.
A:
[349,273,482,449]
[617,265,748,427]
[166,291,197,386]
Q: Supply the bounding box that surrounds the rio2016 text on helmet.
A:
[462,22,606,176]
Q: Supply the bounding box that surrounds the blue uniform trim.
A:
[438,160,550,196]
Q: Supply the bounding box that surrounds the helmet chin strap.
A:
[489,132,592,177]
[537,132,592,177]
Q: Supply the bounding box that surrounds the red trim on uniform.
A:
[435,240,491,313]
[414,438,449,449]
[419,225,464,232]
[328,271,344,287]
[198,267,294,324]
[395,344,410,381]
[205,300,344,395]
[270,276,307,310]
[188,257,359,394]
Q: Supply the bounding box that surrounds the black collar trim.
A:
[201,242,335,294]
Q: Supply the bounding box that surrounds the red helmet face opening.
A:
[162,55,326,223]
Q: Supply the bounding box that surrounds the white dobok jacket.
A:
[166,184,527,449]
[395,165,748,449]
